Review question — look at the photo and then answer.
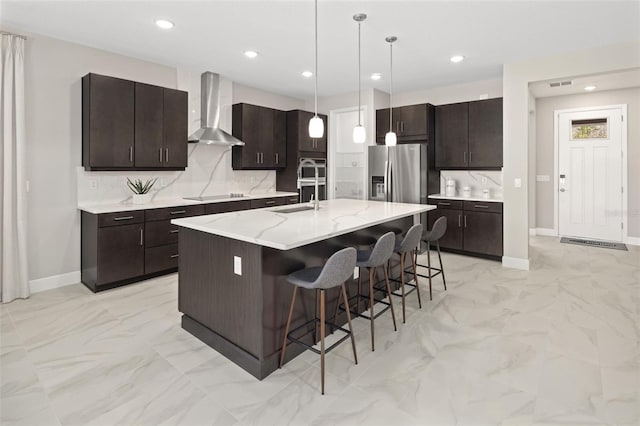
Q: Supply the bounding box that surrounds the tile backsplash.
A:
[439,170,503,198]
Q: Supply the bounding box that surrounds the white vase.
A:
[132,193,151,204]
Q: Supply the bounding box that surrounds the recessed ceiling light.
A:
[371,73,382,80]
[450,55,464,63]
[244,50,259,59]
[155,19,174,29]
[302,71,313,78]
[584,85,597,91]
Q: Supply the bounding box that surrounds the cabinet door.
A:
[163,88,188,168]
[463,211,503,256]
[435,103,468,168]
[273,109,287,167]
[258,107,275,167]
[376,108,390,142]
[468,98,503,168]
[427,209,463,250]
[84,74,134,168]
[97,223,144,285]
[134,83,164,167]
[236,104,261,168]
[397,104,427,138]
[297,110,315,151]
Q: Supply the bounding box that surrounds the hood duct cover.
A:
[188,72,244,146]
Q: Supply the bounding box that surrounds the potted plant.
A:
[127,177,157,204]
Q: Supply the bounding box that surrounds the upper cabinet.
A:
[231,103,287,170]
[288,110,328,153]
[375,103,435,144]
[435,98,503,169]
[82,73,188,171]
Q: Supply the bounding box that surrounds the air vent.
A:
[549,80,573,88]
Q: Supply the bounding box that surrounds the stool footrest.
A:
[286,318,352,355]
[414,263,443,279]
[336,293,392,320]
[386,278,419,297]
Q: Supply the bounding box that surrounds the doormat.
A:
[560,237,627,251]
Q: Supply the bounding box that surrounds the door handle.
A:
[165,148,169,163]
[458,214,462,228]
[474,205,489,209]
[113,216,134,221]
[129,146,134,163]
[170,229,179,234]
[469,152,472,164]
[256,152,260,164]
[560,188,566,192]
[139,228,144,246]
[401,121,404,133]
[463,151,467,164]
[170,210,187,215]
[159,148,163,163]
[438,202,451,206]
[464,215,467,228]
[265,200,276,205]
[170,254,179,259]
[275,153,279,164]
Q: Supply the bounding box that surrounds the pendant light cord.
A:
[357,20,361,126]
[314,0,318,118]
[389,41,393,132]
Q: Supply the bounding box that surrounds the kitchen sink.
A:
[273,206,316,214]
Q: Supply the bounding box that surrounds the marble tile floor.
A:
[1,236,638,426]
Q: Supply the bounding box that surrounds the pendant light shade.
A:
[353,13,367,144]
[385,36,397,147]
[309,0,324,138]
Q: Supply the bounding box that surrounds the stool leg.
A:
[400,252,406,324]
[357,268,362,314]
[437,241,447,291]
[411,249,422,309]
[320,289,326,395]
[279,286,298,368]
[383,264,398,332]
[341,283,358,365]
[332,286,341,333]
[369,267,375,351]
[427,241,433,301]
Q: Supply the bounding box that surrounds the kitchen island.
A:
[172,199,435,379]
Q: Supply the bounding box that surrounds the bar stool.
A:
[279,247,358,395]
[390,224,423,323]
[352,232,397,351]
[414,217,448,300]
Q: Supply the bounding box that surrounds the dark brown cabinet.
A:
[376,103,434,143]
[82,73,135,169]
[232,103,286,170]
[288,110,328,153]
[427,198,503,258]
[435,98,502,169]
[82,73,187,171]
[205,200,252,214]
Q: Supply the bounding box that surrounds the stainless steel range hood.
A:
[188,72,244,146]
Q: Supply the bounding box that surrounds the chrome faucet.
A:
[297,158,320,211]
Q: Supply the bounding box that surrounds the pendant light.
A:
[352,13,367,144]
[308,0,324,138]
[385,36,397,146]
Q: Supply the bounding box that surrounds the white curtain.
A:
[1,34,29,303]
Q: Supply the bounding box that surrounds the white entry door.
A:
[558,107,623,242]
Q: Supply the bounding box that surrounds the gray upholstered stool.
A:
[414,217,448,300]
[352,232,397,351]
[389,224,423,323]
[279,247,357,395]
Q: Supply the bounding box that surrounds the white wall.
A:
[534,87,640,238]
[503,41,640,269]
[393,78,503,106]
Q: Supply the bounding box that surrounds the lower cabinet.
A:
[97,223,145,285]
[427,199,503,258]
[145,243,179,274]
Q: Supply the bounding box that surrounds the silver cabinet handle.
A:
[474,205,489,209]
[438,202,451,206]
[265,200,276,205]
[170,229,179,233]
[256,152,260,164]
[129,146,134,163]
[464,151,467,164]
[113,216,134,221]
[139,228,144,246]
[170,254,179,258]
[170,210,187,215]
[458,214,462,228]
[401,121,405,133]
[165,148,169,163]
[159,148,163,163]
[261,152,264,164]
[469,152,472,164]
[464,215,467,228]
[275,153,279,164]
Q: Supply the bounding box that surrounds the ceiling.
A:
[3,1,639,99]
[530,68,640,98]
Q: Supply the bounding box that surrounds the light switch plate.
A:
[536,175,550,182]
[514,178,522,188]
[353,267,359,279]
[88,179,98,190]
[233,256,242,276]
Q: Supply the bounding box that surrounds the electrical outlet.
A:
[514,178,522,188]
[234,256,242,276]
[481,176,488,185]
[353,267,359,279]
[88,179,98,190]
[159,178,168,188]
[536,175,550,182]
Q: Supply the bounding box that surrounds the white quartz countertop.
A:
[171,199,435,250]
[428,194,503,203]
[78,192,299,214]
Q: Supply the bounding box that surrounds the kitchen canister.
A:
[483,188,491,199]
[462,186,471,198]
[445,178,457,197]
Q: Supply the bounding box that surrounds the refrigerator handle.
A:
[383,160,389,202]
[386,160,392,202]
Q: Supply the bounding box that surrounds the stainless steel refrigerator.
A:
[368,143,439,225]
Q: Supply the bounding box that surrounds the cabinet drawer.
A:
[205,200,252,214]
[427,198,463,210]
[145,243,179,274]
[250,198,279,209]
[285,196,299,205]
[145,220,179,247]
[463,201,503,213]
[98,210,145,227]
[145,204,205,222]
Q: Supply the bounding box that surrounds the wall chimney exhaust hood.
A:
[188,72,244,146]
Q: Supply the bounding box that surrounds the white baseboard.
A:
[625,236,640,246]
[502,256,530,270]
[535,228,556,237]
[29,271,80,293]
[529,228,536,236]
